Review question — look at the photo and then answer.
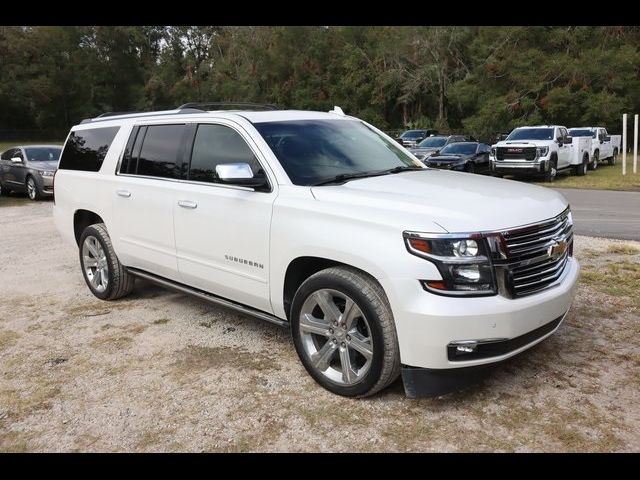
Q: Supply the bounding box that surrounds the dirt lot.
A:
[1,197,639,452]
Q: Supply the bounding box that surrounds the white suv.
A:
[53,104,580,398]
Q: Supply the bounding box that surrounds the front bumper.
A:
[36,174,54,195]
[379,256,579,395]
[491,158,550,175]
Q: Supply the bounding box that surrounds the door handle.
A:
[178,200,198,209]
[116,189,131,198]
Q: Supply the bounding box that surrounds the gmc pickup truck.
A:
[53,104,579,398]
[490,125,591,180]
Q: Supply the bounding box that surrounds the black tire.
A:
[291,266,400,398]
[465,162,476,174]
[574,155,588,176]
[0,183,10,196]
[609,149,617,166]
[544,156,558,182]
[589,150,599,170]
[79,223,135,301]
[26,176,42,201]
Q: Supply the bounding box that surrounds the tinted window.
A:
[1,148,16,161]
[568,129,594,138]
[119,126,141,174]
[255,119,420,186]
[417,137,447,148]
[439,143,478,155]
[188,124,262,183]
[24,147,61,162]
[59,127,120,171]
[400,130,426,139]
[506,128,554,141]
[136,125,185,179]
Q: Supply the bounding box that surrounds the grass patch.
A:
[606,244,640,255]
[532,161,640,191]
[153,318,170,325]
[580,262,640,306]
[0,330,20,351]
[171,345,279,376]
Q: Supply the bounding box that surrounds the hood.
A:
[427,154,469,163]
[311,170,568,233]
[31,161,58,171]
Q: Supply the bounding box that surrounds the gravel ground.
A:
[1,197,639,452]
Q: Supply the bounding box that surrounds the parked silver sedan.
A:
[0,145,62,200]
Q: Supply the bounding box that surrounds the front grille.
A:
[500,209,573,297]
[496,146,537,161]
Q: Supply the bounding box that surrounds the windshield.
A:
[506,128,554,141]
[417,137,447,148]
[254,120,422,186]
[25,147,61,162]
[568,129,595,138]
[400,130,425,139]
[439,143,477,155]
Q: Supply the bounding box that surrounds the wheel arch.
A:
[73,209,105,246]
[282,256,385,322]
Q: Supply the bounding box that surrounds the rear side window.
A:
[188,124,262,183]
[59,127,120,171]
[1,148,16,160]
[135,125,186,179]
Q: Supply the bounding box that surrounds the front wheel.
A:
[291,266,400,398]
[609,149,618,166]
[26,176,41,201]
[0,183,10,196]
[465,162,476,174]
[589,151,598,170]
[79,223,135,301]
[544,158,557,182]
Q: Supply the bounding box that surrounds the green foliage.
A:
[1,26,639,136]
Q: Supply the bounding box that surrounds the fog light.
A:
[453,341,478,354]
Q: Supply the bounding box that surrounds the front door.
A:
[557,127,572,168]
[173,122,276,313]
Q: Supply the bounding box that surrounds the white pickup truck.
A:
[490,125,591,181]
[568,127,621,169]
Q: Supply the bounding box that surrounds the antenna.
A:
[330,106,345,116]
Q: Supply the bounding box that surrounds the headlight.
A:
[39,170,54,177]
[536,146,549,157]
[404,233,497,296]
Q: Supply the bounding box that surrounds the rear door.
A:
[111,124,189,281]
[172,121,276,313]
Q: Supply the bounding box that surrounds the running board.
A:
[126,267,288,328]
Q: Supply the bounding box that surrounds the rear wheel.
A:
[609,149,618,166]
[291,266,400,398]
[574,154,588,176]
[79,223,135,301]
[0,183,10,196]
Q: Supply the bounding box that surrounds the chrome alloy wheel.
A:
[82,235,109,293]
[27,178,36,200]
[298,289,373,385]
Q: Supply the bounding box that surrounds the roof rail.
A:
[96,111,142,118]
[177,102,278,111]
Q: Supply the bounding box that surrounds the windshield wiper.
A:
[311,166,424,187]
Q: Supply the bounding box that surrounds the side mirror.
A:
[216,163,267,188]
[11,157,22,164]
[564,135,573,144]
[605,135,611,142]
[556,137,563,145]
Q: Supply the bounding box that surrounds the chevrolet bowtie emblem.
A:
[548,238,568,259]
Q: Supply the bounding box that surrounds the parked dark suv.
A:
[408,135,467,162]
[397,129,438,148]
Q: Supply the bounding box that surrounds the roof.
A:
[76,109,354,128]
